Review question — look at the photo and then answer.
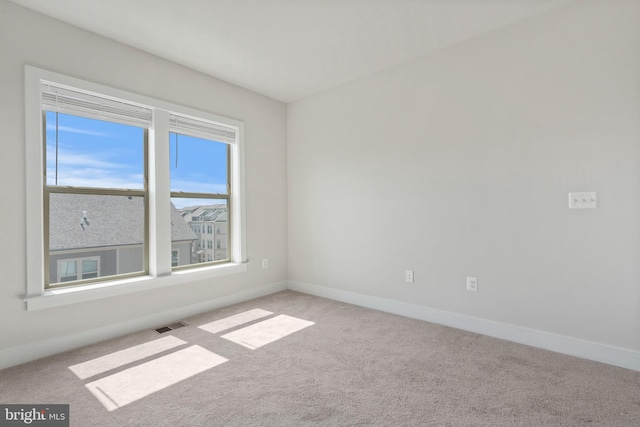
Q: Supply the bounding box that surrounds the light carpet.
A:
[1,290,638,426]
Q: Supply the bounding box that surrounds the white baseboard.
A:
[288,280,640,372]
[0,281,287,371]
[4,280,638,373]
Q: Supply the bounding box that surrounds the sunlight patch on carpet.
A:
[69,336,187,380]
[221,314,314,350]
[85,345,227,411]
[198,308,273,334]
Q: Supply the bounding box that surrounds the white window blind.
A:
[41,82,152,128]
[169,114,236,144]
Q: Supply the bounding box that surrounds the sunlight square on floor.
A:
[85,345,227,411]
[197,308,273,334]
[220,314,314,350]
[69,336,187,380]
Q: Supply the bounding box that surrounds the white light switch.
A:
[568,192,597,209]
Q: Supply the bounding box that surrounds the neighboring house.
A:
[48,193,197,284]
[178,204,228,263]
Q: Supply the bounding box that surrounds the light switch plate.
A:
[569,192,597,209]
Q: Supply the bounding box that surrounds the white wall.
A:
[0,1,287,354]
[288,0,640,352]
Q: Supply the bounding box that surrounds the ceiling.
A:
[9,0,575,103]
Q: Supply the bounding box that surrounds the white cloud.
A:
[46,123,112,137]
[171,198,227,209]
[48,152,128,170]
[47,167,144,189]
[45,146,223,196]
[170,179,227,195]
[46,149,143,188]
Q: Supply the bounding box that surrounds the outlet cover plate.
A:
[405,270,414,283]
[569,192,597,209]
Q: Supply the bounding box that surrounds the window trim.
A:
[25,66,247,310]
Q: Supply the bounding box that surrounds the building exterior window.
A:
[26,66,246,299]
[57,257,100,282]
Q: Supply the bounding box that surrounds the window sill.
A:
[24,262,248,311]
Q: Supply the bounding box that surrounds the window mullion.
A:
[149,109,172,276]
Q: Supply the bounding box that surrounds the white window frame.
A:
[24,66,247,311]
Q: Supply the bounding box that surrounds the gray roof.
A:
[179,204,227,223]
[49,193,197,251]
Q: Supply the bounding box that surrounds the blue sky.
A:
[46,112,228,208]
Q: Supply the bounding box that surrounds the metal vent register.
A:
[154,321,188,333]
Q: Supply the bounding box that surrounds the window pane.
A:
[171,198,228,267]
[45,112,145,189]
[48,193,145,285]
[60,260,77,276]
[169,132,228,194]
[82,259,98,279]
[59,260,77,282]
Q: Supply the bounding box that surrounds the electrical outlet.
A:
[405,270,414,283]
[466,276,478,292]
[262,258,268,269]
[568,191,597,209]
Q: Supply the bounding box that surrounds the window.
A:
[26,66,247,305]
[57,257,100,282]
[43,84,149,288]
[169,119,231,268]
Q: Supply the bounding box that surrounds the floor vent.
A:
[167,321,187,330]
[154,321,188,334]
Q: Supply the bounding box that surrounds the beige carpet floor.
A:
[1,290,639,426]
